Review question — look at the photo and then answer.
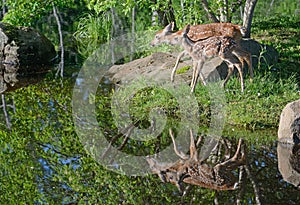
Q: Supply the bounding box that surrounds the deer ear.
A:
[186,24,191,33]
[171,22,175,31]
[183,24,191,34]
[164,22,174,33]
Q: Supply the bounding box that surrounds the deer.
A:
[150,22,253,92]
[147,129,246,193]
[151,22,244,92]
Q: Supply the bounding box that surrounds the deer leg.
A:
[171,51,186,82]
[191,60,205,93]
[222,63,234,88]
[189,129,198,161]
[222,53,244,92]
[232,47,253,82]
[169,128,189,160]
[236,62,244,92]
[190,61,197,89]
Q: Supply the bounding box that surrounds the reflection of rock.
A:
[278,99,300,144]
[0,63,50,94]
[0,22,56,65]
[108,39,278,85]
[277,142,300,188]
[0,22,55,93]
[278,100,300,188]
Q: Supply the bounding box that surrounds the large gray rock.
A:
[0,22,56,65]
[278,99,300,144]
[277,142,300,188]
[108,39,278,86]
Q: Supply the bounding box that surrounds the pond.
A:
[0,59,299,204]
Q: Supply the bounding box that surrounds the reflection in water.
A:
[0,63,50,94]
[147,129,246,194]
[277,140,300,188]
[1,77,300,204]
[0,63,18,93]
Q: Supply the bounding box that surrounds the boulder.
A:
[278,99,300,144]
[0,22,56,65]
[109,52,192,85]
[108,39,278,86]
[277,142,300,188]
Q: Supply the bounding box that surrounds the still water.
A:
[0,65,299,204]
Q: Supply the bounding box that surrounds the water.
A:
[0,71,299,204]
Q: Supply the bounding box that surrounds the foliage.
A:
[73,13,112,58]
[1,0,77,26]
[0,77,215,204]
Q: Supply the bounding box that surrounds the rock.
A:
[0,23,55,93]
[108,39,278,86]
[277,142,300,188]
[108,52,193,85]
[0,22,56,65]
[241,38,278,69]
[278,99,300,144]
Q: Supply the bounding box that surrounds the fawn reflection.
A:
[147,129,246,193]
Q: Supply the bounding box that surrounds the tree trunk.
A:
[151,10,158,26]
[219,0,228,22]
[52,3,64,77]
[151,0,176,28]
[200,0,220,23]
[180,0,185,22]
[242,0,258,38]
[1,94,11,129]
[130,1,135,61]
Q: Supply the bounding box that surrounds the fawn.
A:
[151,22,253,92]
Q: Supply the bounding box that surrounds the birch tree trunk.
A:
[1,94,11,129]
[218,0,228,22]
[243,0,258,38]
[200,0,219,22]
[130,1,135,61]
[52,3,64,77]
[150,0,176,28]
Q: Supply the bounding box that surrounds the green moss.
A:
[176,65,192,74]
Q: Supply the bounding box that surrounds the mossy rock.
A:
[0,22,56,65]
